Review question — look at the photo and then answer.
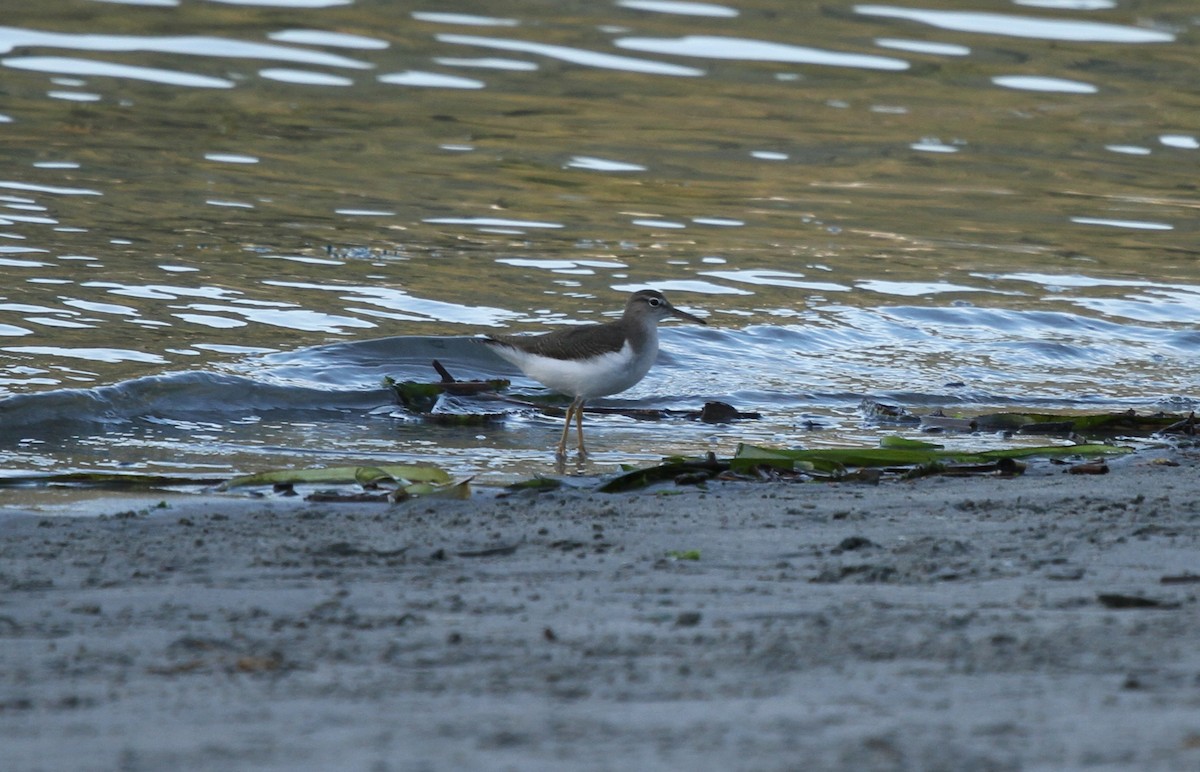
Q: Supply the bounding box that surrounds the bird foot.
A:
[553,445,588,474]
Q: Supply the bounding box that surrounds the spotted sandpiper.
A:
[483,289,707,459]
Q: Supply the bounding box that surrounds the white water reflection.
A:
[2,215,59,226]
[204,153,259,164]
[1070,217,1173,230]
[692,217,743,226]
[92,0,179,7]
[434,57,538,71]
[632,218,686,228]
[174,313,246,329]
[875,38,969,56]
[378,71,484,89]
[911,138,958,153]
[1105,145,1151,155]
[81,282,244,301]
[48,91,102,102]
[612,279,749,296]
[335,209,395,217]
[267,29,389,49]
[617,1,739,17]
[2,56,234,88]
[262,254,344,266]
[62,299,139,315]
[615,35,909,71]
[3,213,60,224]
[567,156,647,172]
[0,26,373,68]
[437,34,704,77]
[210,0,352,7]
[2,346,167,363]
[262,282,520,327]
[0,257,51,268]
[175,304,376,334]
[260,68,354,86]
[979,272,1164,290]
[28,317,94,329]
[992,75,1098,93]
[423,217,564,229]
[497,258,628,271]
[701,269,851,293]
[412,12,519,27]
[0,181,102,196]
[1058,295,1200,324]
[854,6,1174,43]
[205,200,255,208]
[1015,1,1116,8]
[1,302,70,313]
[1159,135,1198,149]
[857,280,1021,296]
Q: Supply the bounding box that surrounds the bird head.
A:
[626,289,706,325]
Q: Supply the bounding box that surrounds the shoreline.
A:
[2,449,1198,770]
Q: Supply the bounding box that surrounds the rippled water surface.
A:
[1,0,1197,486]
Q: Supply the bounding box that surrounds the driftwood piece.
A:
[1160,412,1197,435]
[386,362,510,413]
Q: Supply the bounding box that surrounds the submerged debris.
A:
[861,401,1194,439]
[388,361,759,425]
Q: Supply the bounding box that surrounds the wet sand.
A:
[2,450,1199,771]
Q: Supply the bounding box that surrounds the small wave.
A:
[0,371,384,433]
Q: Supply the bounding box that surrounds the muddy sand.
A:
[2,450,1199,771]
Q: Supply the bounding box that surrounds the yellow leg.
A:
[575,399,587,458]
[556,402,574,459]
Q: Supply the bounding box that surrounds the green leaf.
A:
[731,442,1130,474]
[880,435,944,450]
[221,464,451,490]
[385,374,511,415]
[727,444,807,471]
[387,380,443,412]
[354,467,394,486]
[405,478,472,499]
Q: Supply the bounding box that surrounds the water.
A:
[0,0,1197,487]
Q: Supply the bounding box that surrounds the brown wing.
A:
[485,321,627,361]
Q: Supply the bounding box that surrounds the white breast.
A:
[494,337,660,400]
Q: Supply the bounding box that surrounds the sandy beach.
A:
[2,449,1199,771]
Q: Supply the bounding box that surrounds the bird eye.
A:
[647,297,662,307]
